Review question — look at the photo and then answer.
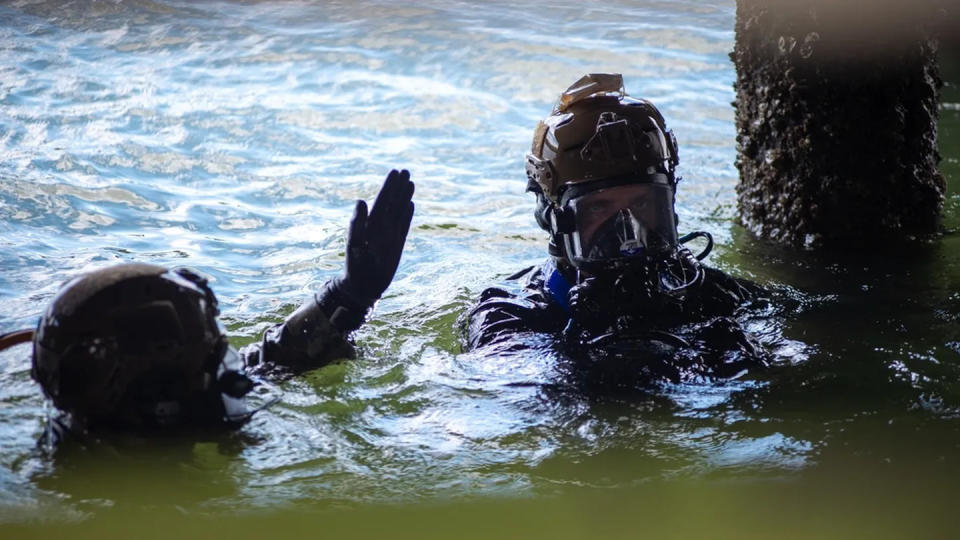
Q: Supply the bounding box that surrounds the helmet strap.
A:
[0,328,34,353]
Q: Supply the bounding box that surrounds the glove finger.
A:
[374,170,414,226]
[387,172,414,230]
[389,201,415,262]
[397,171,414,210]
[379,201,414,280]
[398,200,414,245]
[384,175,414,232]
[346,199,368,257]
[370,170,402,225]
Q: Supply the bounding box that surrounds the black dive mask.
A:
[560,180,678,271]
[552,174,712,302]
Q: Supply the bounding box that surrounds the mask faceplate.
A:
[565,183,677,267]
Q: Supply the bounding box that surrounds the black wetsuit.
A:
[464,259,768,383]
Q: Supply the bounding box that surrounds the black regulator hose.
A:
[659,247,704,297]
[678,231,714,261]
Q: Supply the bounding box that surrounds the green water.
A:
[1,1,959,538]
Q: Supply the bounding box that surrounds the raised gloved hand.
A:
[319,169,415,333]
[342,169,415,301]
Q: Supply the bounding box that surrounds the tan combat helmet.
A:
[525,73,679,204]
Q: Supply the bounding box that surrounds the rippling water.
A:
[1,1,959,537]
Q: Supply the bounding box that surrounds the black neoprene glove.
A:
[319,169,415,333]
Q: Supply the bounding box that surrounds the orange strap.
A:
[0,329,34,353]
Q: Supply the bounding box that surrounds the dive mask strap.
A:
[0,329,34,353]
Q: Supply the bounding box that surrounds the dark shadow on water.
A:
[695,221,960,477]
[26,427,263,516]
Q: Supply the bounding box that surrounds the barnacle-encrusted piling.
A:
[733,0,945,247]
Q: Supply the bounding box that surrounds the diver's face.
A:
[575,185,656,248]
[565,183,678,270]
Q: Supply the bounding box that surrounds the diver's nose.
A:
[615,208,647,254]
[615,208,642,237]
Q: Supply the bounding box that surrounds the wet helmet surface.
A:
[525,73,679,204]
[31,263,235,428]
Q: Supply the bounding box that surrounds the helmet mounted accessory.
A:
[28,263,256,430]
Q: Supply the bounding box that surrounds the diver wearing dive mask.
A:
[0,170,415,448]
[464,74,766,382]
[557,176,718,335]
[563,179,678,266]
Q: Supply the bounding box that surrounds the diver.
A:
[464,74,767,383]
[0,169,415,447]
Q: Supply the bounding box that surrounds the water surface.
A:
[1,1,959,538]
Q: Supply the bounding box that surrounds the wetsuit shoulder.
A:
[675,266,770,376]
[464,264,566,351]
[241,295,355,377]
[693,265,764,317]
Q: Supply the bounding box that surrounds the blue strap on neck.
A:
[545,267,572,314]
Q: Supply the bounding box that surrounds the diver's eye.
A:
[587,202,609,214]
[629,196,649,211]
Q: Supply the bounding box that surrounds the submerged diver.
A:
[0,170,415,446]
[465,74,767,383]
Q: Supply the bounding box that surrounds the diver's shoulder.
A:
[469,261,552,309]
[463,261,566,351]
[467,284,551,318]
[702,265,763,293]
[694,264,764,315]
